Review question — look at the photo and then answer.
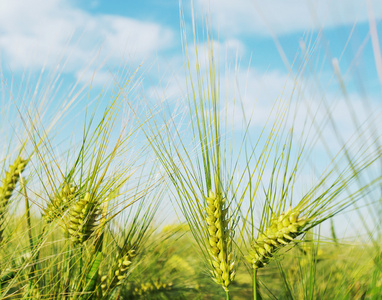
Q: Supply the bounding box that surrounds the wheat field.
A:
[0,1,381,299]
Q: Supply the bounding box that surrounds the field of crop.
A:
[1,1,382,299]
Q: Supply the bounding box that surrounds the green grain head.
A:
[246,207,307,269]
[133,281,173,297]
[65,192,101,245]
[205,190,235,291]
[100,249,136,294]
[0,156,28,242]
[43,182,77,223]
[0,156,28,208]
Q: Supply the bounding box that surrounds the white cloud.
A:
[221,66,382,167]
[145,38,247,105]
[150,41,382,162]
[0,0,174,80]
[195,0,382,36]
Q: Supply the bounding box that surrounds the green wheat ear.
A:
[133,281,173,297]
[65,192,101,245]
[0,156,28,242]
[43,183,77,223]
[246,207,307,269]
[205,190,235,291]
[100,248,136,295]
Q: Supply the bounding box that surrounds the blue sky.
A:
[0,0,380,113]
[1,0,381,166]
[0,0,381,232]
[0,0,381,93]
[0,0,381,172]
[0,1,380,73]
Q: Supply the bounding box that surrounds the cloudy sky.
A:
[0,0,380,93]
[1,0,381,168]
[0,0,380,106]
[1,0,381,150]
[0,0,380,79]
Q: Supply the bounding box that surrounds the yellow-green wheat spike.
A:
[133,281,173,297]
[65,192,101,245]
[100,249,136,294]
[43,183,77,223]
[0,156,28,242]
[246,207,307,269]
[205,190,235,291]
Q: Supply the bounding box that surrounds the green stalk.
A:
[80,232,104,299]
[226,290,230,300]
[21,174,45,298]
[64,245,74,299]
[253,268,257,300]
[80,201,108,299]
[81,250,102,299]
[21,175,36,285]
[21,176,34,261]
[72,246,84,300]
[71,246,84,299]
[80,247,83,281]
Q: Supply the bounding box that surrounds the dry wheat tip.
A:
[246,207,307,269]
[205,190,235,291]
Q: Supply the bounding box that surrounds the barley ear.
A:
[43,183,77,223]
[133,281,173,297]
[246,207,307,269]
[205,190,235,291]
[65,192,101,245]
[100,249,136,295]
[0,156,28,242]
